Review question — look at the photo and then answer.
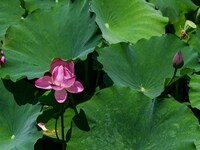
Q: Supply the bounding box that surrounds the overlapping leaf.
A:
[68,86,200,150]
[2,78,39,105]
[195,140,200,150]
[98,34,200,98]
[149,0,197,23]
[91,0,168,44]
[189,26,200,53]
[0,0,23,40]
[1,0,101,81]
[149,0,198,37]
[24,0,69,12]
[189,74,200,109]
[0,80,41,150]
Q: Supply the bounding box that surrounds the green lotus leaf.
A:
[2,78,39,105]
[189,74,200,109]
[0,80,42,150]
[149,0,197,23]
[67,86,200,150]
[149,0,197,37]
[1,0,101,81]
[91,0,168,44]
[0,0,24,40]
[195,140,200,150]
[98,34,200,98]
[24,0,68,12]
[189,26,200,53]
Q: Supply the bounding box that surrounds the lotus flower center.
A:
[11,135,15,140]
[105,23,109,29]
[139,85,146,92]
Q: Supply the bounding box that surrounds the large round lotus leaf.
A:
[0,0,23,40]
[67,86,200,150]
[0,80,42,150]
[91,0,168,44]
[98,34,200,98]
[149,0,197,23]
[1,0,101,81]
[189,74,200,109]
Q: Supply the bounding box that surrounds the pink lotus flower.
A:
[0,50,5,67]
[35,58,84,103]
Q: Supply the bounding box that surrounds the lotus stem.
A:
[71,97,78,115]
[55,117,60,143]
[61,106,66,150]
[167,68,177,86]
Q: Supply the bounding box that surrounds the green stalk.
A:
[167,68,178,87]
[71,97,78,115]
[55,117,60,143]
[175,80,179,99]
[95,71,100,88]
[61,106,66,150]
[84,59,90,93]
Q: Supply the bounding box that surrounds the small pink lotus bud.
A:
[0,50,4,55]
[0,56,5,68]
[0,56,5,64]
[37,122,48,131]
[173,50,184,69]
[0,49,5,67]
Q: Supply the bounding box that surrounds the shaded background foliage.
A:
[1,0,200,150]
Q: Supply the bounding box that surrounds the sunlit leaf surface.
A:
[98,35,199,98]
[1,0,101,81]
[68,86,200,150]
[91,0,168,44]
